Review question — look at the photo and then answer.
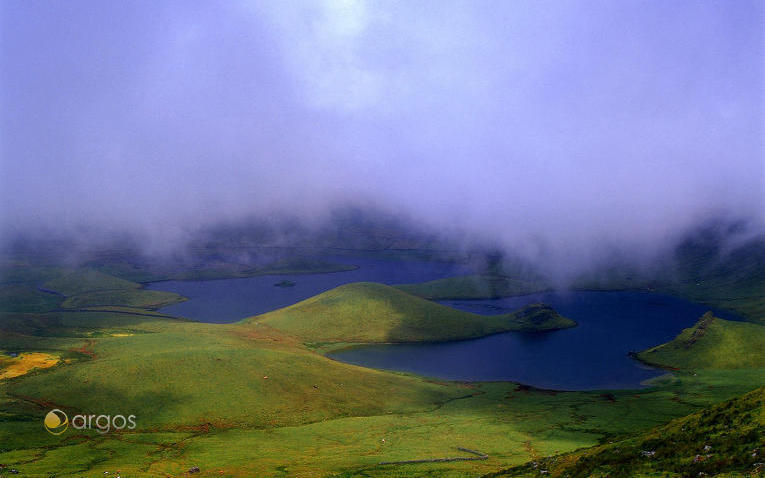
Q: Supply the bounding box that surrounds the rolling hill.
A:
[637,312,765,370]
[247,282,575,343]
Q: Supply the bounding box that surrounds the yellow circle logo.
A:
[44,409,68,435]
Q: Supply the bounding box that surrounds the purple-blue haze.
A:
[1,1,762,272]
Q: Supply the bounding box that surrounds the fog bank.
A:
[1,1,762,267]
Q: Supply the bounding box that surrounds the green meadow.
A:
[0,257,763,477]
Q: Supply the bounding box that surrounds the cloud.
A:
[1,0,762,263]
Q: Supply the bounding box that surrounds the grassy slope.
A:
[0,284,61,314]
[248,282,574,343]
[42,269,140,296]
[6,323,463,431]
[486,386,764,478]
[0,313,475,476]
[2,332,757,477]
[38,269,185,312]
[396,274,548,300]
[637,313,765,370]
[60,289,184,309]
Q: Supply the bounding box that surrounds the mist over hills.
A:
[2,207,762,296]
[2,1,762,278]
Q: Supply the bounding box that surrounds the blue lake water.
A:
[146,256,470,323]
[148,258,739,390]
[329,290,742,390]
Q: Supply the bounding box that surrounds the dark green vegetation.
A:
[0,284,61,314]
[249,282,574,343]
[0,221,763,476]
[154,257,359,281]
[486,386,764,478]
[42,269,140,296]
[397,274,548,300]
[248,258,358,276]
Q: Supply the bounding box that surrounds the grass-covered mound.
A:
[247,282,574,343]
[637,312,765,369]
[396,274,548,300]
[42,269,141,295]
[486,386,764,478]
[38,269,185,312]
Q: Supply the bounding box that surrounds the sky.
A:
[1,0,763,262]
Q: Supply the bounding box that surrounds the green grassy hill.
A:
[38,269,185,312]
[247,282,575,343]
[486,386,764,478]
[637,313,765,370]
[42,269,141,295]
[396,274,548,300]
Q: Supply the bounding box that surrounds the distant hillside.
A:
[42,269,140,295]
[246,282,575,343]
[663,227,765,325]
[637,312,765,370]
[42,269,183,311]
[396,274,548,299]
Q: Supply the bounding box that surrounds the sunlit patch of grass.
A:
[637,313,765,370]
[0,352,59,380]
